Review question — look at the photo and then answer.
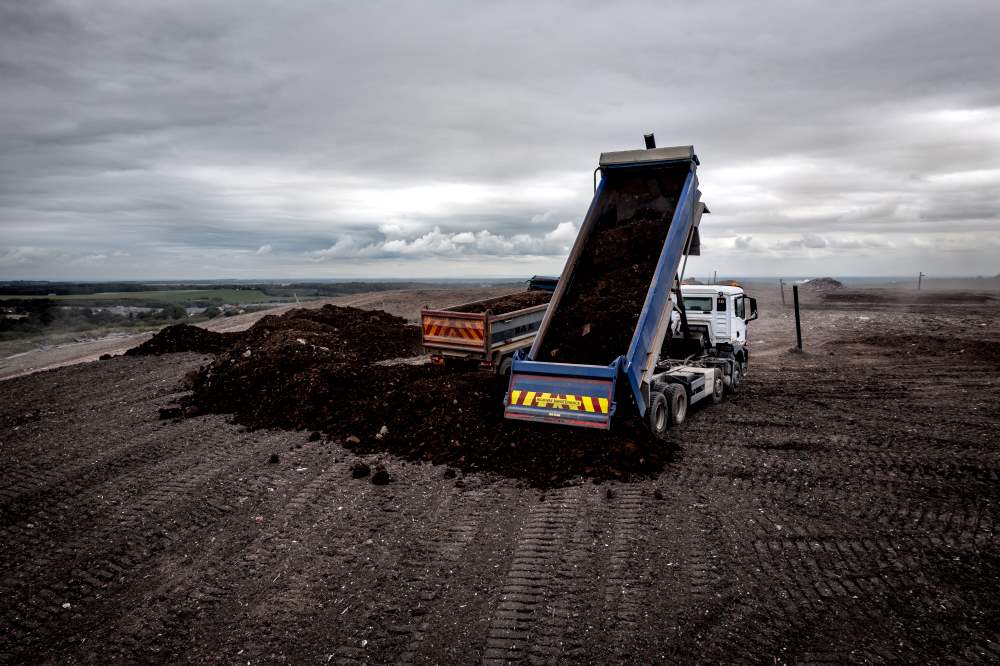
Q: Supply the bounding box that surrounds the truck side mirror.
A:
[747,297,758,322]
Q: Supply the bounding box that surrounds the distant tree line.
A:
[0,299,205,339]
[0,280,523,298]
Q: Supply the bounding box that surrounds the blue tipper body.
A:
[503,144,702,429]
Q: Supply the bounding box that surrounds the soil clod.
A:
[370,465,392,485]
[158,406,183,420]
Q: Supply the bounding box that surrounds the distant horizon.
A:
[2,274,997,284]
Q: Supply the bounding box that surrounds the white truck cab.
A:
[679,284,757,346]
[666,285,758,390]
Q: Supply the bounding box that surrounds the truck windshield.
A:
[682,296,713,312]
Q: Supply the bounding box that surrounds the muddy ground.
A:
[1,284,999,663]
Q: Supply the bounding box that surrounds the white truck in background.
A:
[669,284,758,392]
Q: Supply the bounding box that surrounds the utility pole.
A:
[713,270,717,284]
[780,279,786,306]
[918,272,925,290]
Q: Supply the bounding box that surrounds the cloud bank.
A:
[1,0,998,279]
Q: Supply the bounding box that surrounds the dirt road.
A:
[1,286,998,663]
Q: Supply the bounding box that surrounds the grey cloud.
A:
[1,1,999,279]
[310,222,579,261]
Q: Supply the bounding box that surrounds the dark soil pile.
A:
[332,371,670,486]
[185,305,422,427]
[801,277,843,292]
[824,289,998,305]
[853,333,1000,367]
[536,165,690,365]
[178,304,669,486]
[913,291,998,304]
[125,325,242,356]
[822,290,892,303]
[448,290,551,315]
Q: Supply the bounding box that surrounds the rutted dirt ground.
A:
[1,285,999,664]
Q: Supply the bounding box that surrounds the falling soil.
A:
[125,324,241,356]
[447,290,551,315]
[331,370,669,485]
[164,304,669,485]
[536,164,690,365]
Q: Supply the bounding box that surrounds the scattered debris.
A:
[351,462,371,479]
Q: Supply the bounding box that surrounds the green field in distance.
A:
[16,289,278,304]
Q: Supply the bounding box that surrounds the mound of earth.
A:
[448,290,550,315]
[125,324,241,356]
[537,165,690,365]
[822,290,891,303]
[801,277,843,291]
[852,333,1000,367]
[185,305,422,426]
[178,303,670,485]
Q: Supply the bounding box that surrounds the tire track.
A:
[481,486,583,665]
[601,485,651,660]
[0,423,279,661]
[395,488,488,663]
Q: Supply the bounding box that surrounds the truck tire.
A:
[711,370,724,404]
[665,384,688,426]
[497,356,513,379]
[728,364,741,395]
[647,391,670,440]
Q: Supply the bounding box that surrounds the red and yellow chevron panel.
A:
[508,390,609,414]
[421,316,487,348]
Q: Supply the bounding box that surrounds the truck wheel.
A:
[666,384,688,425]
[728,365,741,394]
[711,370,724,404]
[497,356,513,379]
[647,391,670,440]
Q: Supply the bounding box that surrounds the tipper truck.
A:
[504,138,756,437]
[421,291,551,376]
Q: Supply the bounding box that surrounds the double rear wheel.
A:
[648,384,688,440]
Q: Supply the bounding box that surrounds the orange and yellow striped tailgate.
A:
[505,371,615,429]
[421,314,487,351]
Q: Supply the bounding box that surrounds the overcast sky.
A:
[1,0,998,280]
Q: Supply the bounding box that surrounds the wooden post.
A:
[793,285,802,350]
[780,279,785,306]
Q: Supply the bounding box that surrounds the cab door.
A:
[731,295,748,344]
